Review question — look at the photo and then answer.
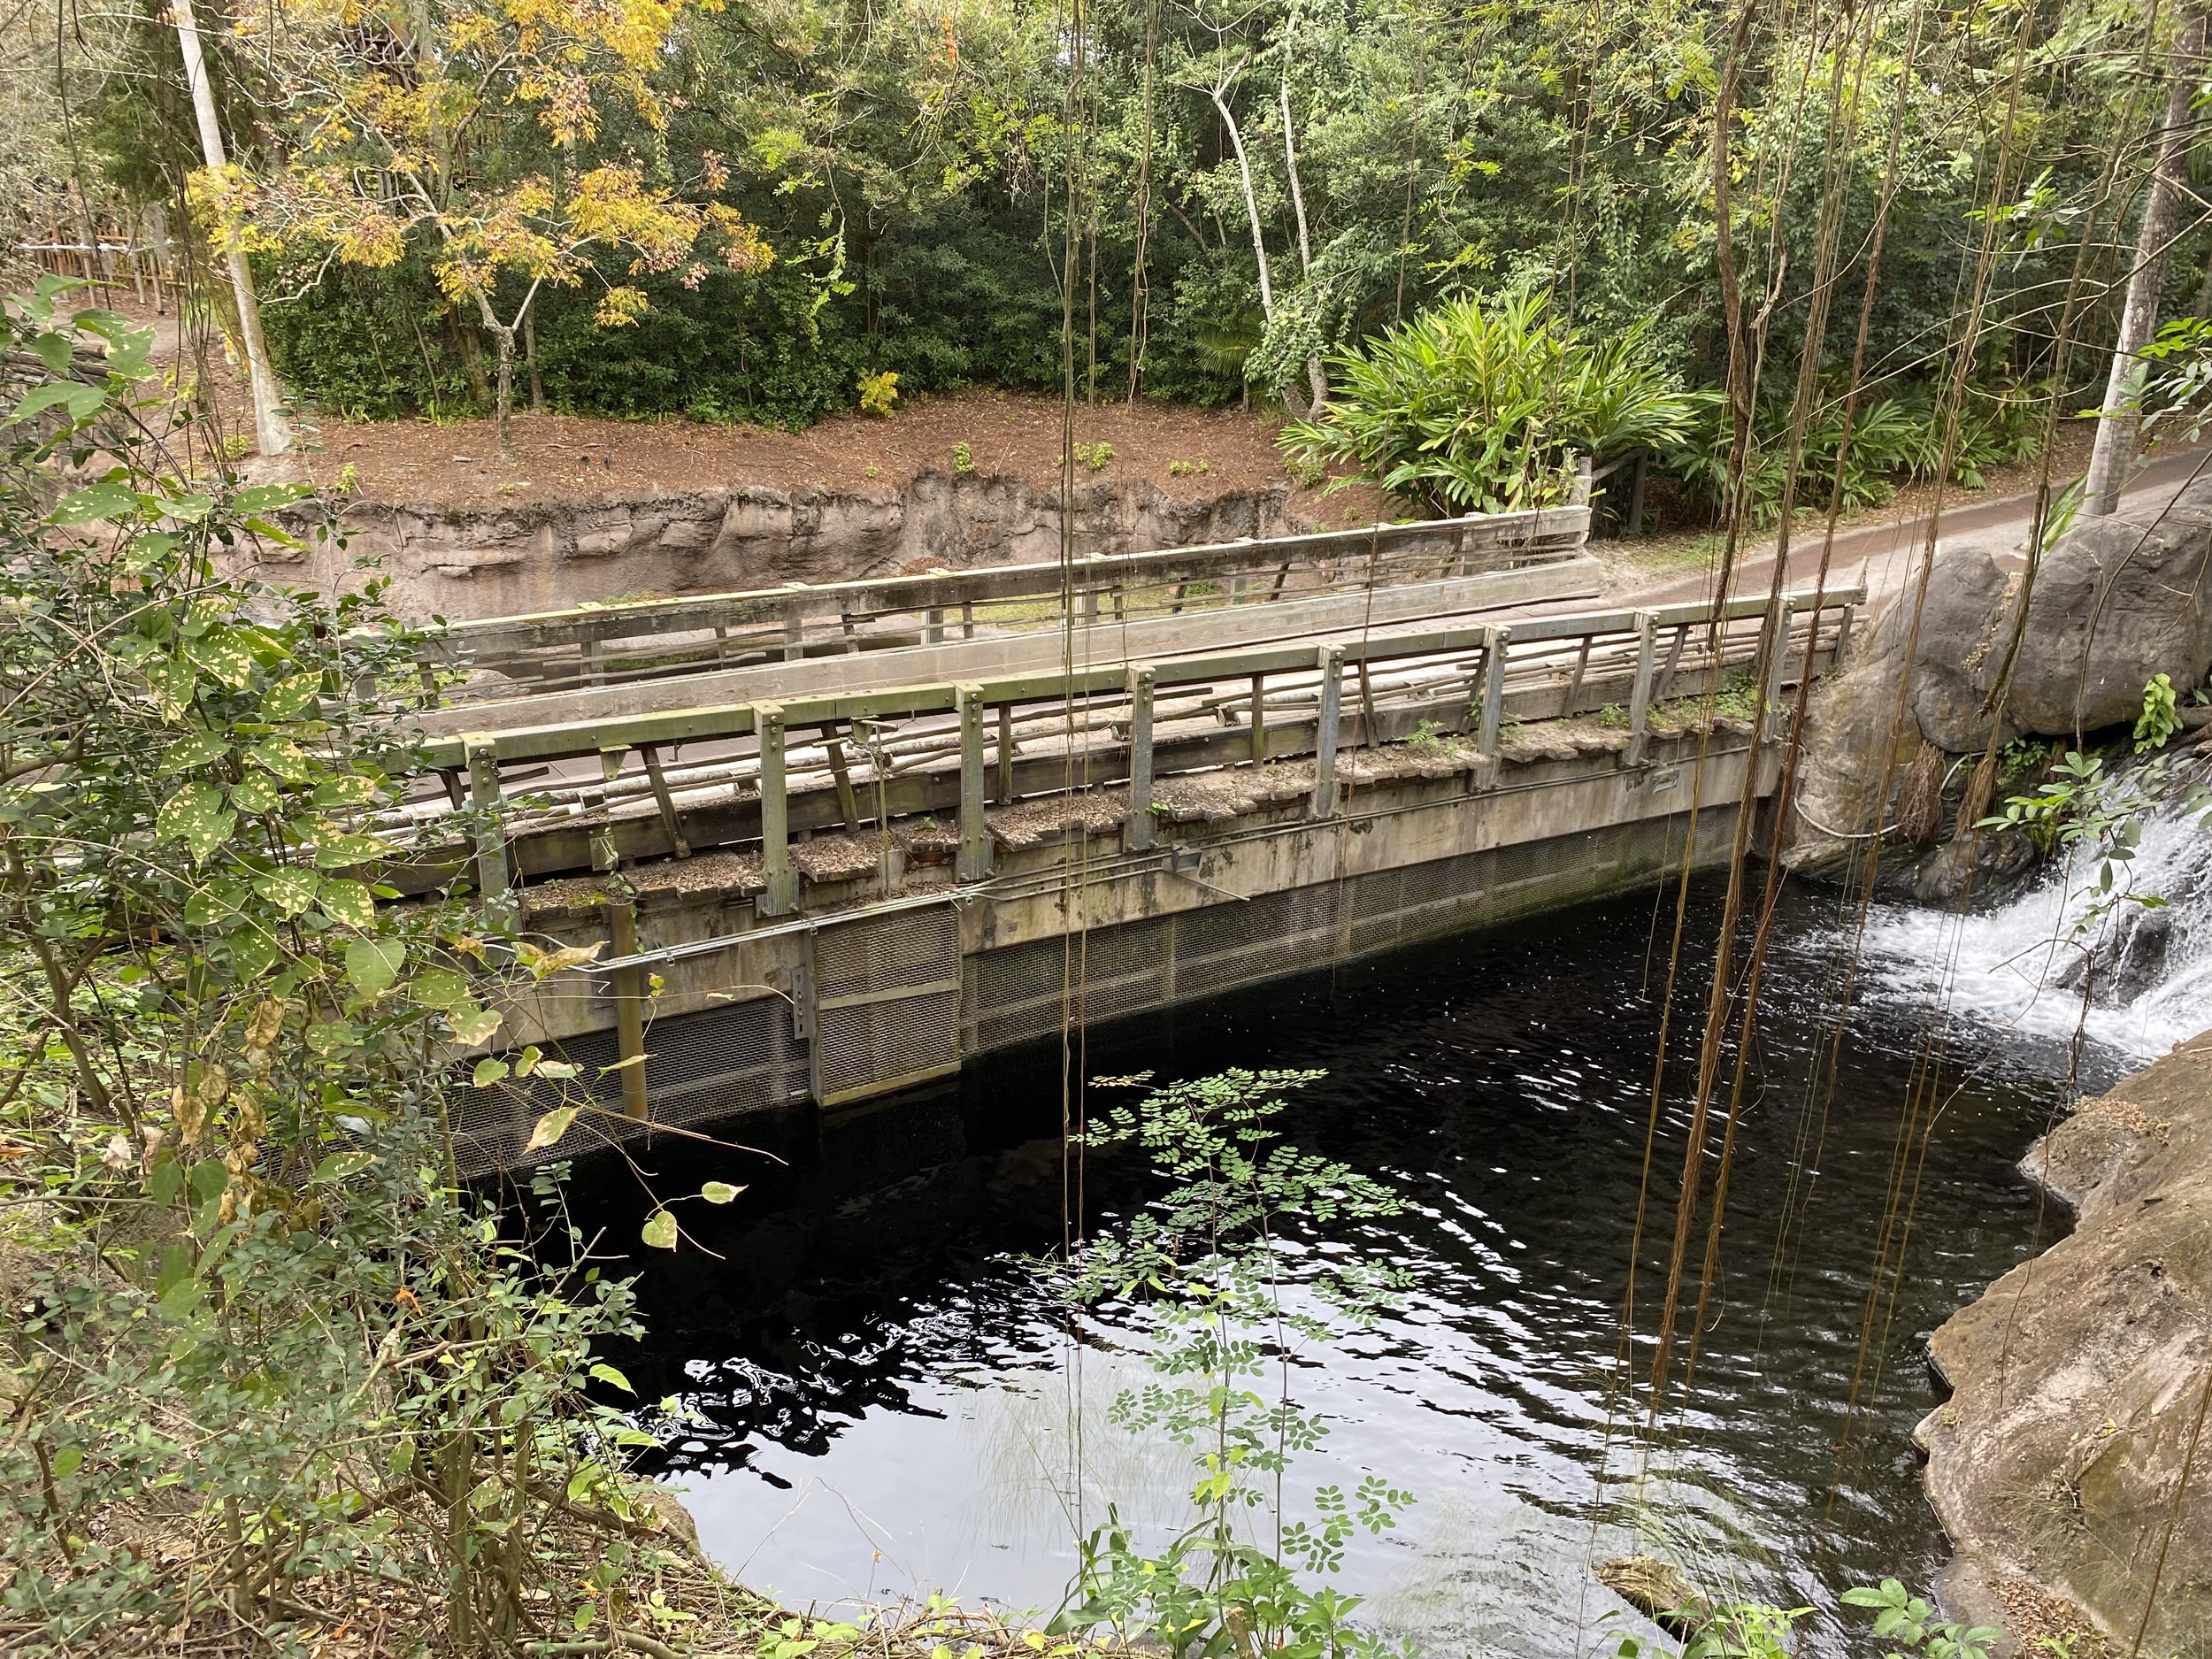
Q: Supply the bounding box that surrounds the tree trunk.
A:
[172,0,293,457]
[1279,75,1330,412]
[524,311,545,415]
[2085,4,2207,517]
[492,323,517,462]
[1208,78,1310,418]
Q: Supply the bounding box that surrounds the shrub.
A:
[1279,293,1704,515]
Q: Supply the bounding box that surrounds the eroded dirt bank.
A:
[1921,1034,2212,1655]
[242,390,1389,619]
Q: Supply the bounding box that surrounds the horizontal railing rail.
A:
[393,572,1864,904]
[416,506,1592,703]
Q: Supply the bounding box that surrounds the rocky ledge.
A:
[1920,1033,2212,1656]
[239,469,1298,623]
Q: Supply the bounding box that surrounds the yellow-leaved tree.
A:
[204,0,770,457]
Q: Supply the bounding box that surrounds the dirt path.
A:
[1614,442,2212,612]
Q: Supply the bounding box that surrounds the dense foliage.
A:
[0,280,708,1653]
[41,0,2208,489]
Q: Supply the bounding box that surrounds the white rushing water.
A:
[1861,795,2212,1063]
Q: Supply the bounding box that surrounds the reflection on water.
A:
[565,877,2119,1656]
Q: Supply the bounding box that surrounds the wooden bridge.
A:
[370,505,1863,1174]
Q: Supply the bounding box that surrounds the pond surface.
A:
[568,876,2122,1656]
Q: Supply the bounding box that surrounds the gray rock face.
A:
[2002,480,2212,734]
[1784,595,1922,876]
[1920,1040,2212,1658]
[253,472,1297,621]
[1907,536,2020,753]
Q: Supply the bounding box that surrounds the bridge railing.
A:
[413,505,1592,704]
[391,572,1863,906]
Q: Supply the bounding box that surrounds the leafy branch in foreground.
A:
[1045,1068,1413,1659]
[0,277,704,1655]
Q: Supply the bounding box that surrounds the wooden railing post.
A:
[1761,588,1791,717]
[465,736,514,928]
[1125,664,1156,851]
[957,684,991,882]
[1477,626,1510,758]
[603,898,649,1120]
[1627,611,1658,766]
[1248,672,1268,766]
[1312,645,1345,817]
[995,702,1016,804]
[756,703,796,916]
[590,746,625,872]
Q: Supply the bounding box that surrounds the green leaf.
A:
[314,832,389,870]
[261,671,324,720]
[155,782,235,864]
[246,740,316,781]
[155,1243,194,1297]
[534,1060,579,1079]
[30,331,71,373]
[344,937,405,996]
[149,1152,183,1206]
[472,1057,512,1087]
[303,1021,358,1056]
[448,1003,503,1045]
[234,483,311,513]
[183,630,257,690]
[588,1363,634,1393]
[312,1150,373,1183]
[524,1104,577,1148]
[223,929,280,980]
[408,965,470,1009]
[701,1180,744,1204]
[317,879,375,929]
[9,381,106,423]
[250,867,319,918]
[142,657,196,718]
[311,773,381,808]
[157,731,230,774]
[641,1210,679,1250]
[228,772,280,816]
[50,480,137,525]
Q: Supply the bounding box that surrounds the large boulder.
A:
[2001,477,2212,733]
[1786,479,2212,875]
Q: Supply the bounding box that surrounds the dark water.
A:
[562,876,2119,1656]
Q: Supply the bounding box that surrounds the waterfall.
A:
[1858,774,2212,1063]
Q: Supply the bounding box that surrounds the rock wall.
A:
[1920,1036,2212,1657]
[246,471,1299,621]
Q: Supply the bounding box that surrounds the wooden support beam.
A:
[925,606,944,645]
[1357,659,1379,748]
[956,684,990,882]
[1125,664,1156,851]
[1249,672,1267,766]
[756,703,796,917]
[1312,646,1345,817]
[817,722,863,834]
[995,702,1016,805]
[781,616,803,663]
[603,899,649,1119]
[637,741,691,857]
[1565,634,1594,717]
[1656,623,1690,703]
[1627,612,1658,766]
[465,738,513,927]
